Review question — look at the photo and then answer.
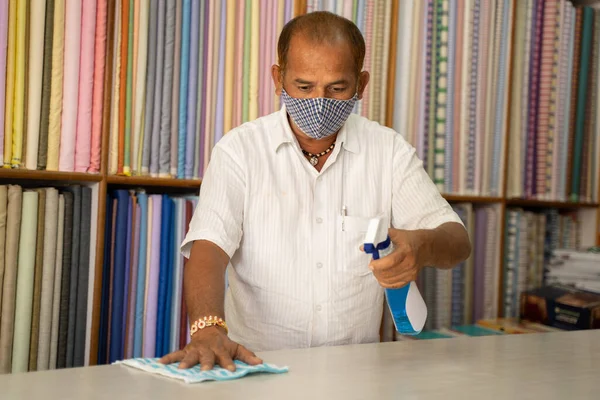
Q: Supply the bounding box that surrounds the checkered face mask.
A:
[281,88,358,140]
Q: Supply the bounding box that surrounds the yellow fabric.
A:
[46,0,66,171]
[3,0,17,167]
[11,0,27,167]
[248,0,259,121]
[109,0,122,175]
[25,0,48,170]
[223,0,235,135]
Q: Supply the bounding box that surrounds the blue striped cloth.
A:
[116,358,289,383]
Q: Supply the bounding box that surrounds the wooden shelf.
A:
[106,175,202,189]
[505,198,599,208]
[442,194,503,203]
[0,168,103,182]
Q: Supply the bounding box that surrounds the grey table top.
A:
[1,330,598,399]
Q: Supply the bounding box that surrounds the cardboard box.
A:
[520,286,600,330]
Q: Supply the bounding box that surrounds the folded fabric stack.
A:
[0,184,94,374]
[97,190,199,365]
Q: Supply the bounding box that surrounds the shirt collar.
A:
[271,105,360,154]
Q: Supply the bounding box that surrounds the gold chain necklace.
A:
[301,143,335,166]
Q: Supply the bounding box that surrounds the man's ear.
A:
[272,65,283,96]
[357,71,370,100]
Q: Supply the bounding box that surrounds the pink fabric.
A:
[75,0,97,172]
[233,0,245,128]
[88,0,107,173]
[59,0,82,171]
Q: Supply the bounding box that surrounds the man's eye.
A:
[298,86,310,91]
[332,87,346,92]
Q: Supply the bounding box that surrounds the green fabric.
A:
[572,7,594,201]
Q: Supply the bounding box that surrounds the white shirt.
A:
[181,106,463,352]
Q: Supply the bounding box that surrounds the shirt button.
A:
[316,217,323,224]
[316,262,323,269]
[316,305,322,311]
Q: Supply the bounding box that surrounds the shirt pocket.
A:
[335,215,373,276]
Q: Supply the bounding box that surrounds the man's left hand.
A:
[367,228,425,289]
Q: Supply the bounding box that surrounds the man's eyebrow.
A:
[293,78,350,85]
[294,78,314,85]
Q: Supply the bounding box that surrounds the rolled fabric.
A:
[223,0,235,135]
[126,199,140,359]
[158,0,175,177]
[169,199,182,352]
[0,186,22,374]
[143,195,161,358]
[0,186,6,309]
[37,0,56,170]
[274,0,285,111]
[46,0,66,171]
[241,0,251,124]
[58,0,82,172]
[149,0,166,177]
[24,0,47,170]
[74,0,97,173]
[66,186,82,368]
[56,191,73,369]
[36,188,59,371]
[122,196,133,358]
[133,193,147,358]
[123,0,134,176]
[9,0,27,167]
[193,0,207,179]
[176,0,191,179]
[132,0,148,176]
[214,0,226,143]
[170,1,182,177]
[202,0,215,175]
[233,0,245,128]
[130,0,139,174]
[248,0,259,122]
[117,0,129,175]
[0,0,9,166]
[73,187,92,367]
[140,0,157,175]
[11,191,39,374]
[109,0,122,175]
[49,194,65,369]
[88,0,107,173]
[184,0,200,179]
[29,189,47,372]
[3,0,17,167]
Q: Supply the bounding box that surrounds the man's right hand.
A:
[158,326,262,371]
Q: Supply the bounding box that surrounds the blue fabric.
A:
[177,0,191,179]
[155,195,170,356]
[122,196,133,354]
[110,190,130,363]
[98,194,114,364]
[163,197,174,355]
[116,358,289,384]
[133,193,148,358]
[280,89,357,140]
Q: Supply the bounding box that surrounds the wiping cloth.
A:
[115,358,288,384]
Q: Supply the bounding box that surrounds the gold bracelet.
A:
[190,316,229,337]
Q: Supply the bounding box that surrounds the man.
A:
[160,11,471,371]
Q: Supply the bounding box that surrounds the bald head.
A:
[277,11,366,76]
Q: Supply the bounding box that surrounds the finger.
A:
[234,344,263,365]
[214,349,236,372]
[370,250,407,271]
[199,348,216,371]
[178,350,200,370]
[378,271,417,288]
[159,350,186,365]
